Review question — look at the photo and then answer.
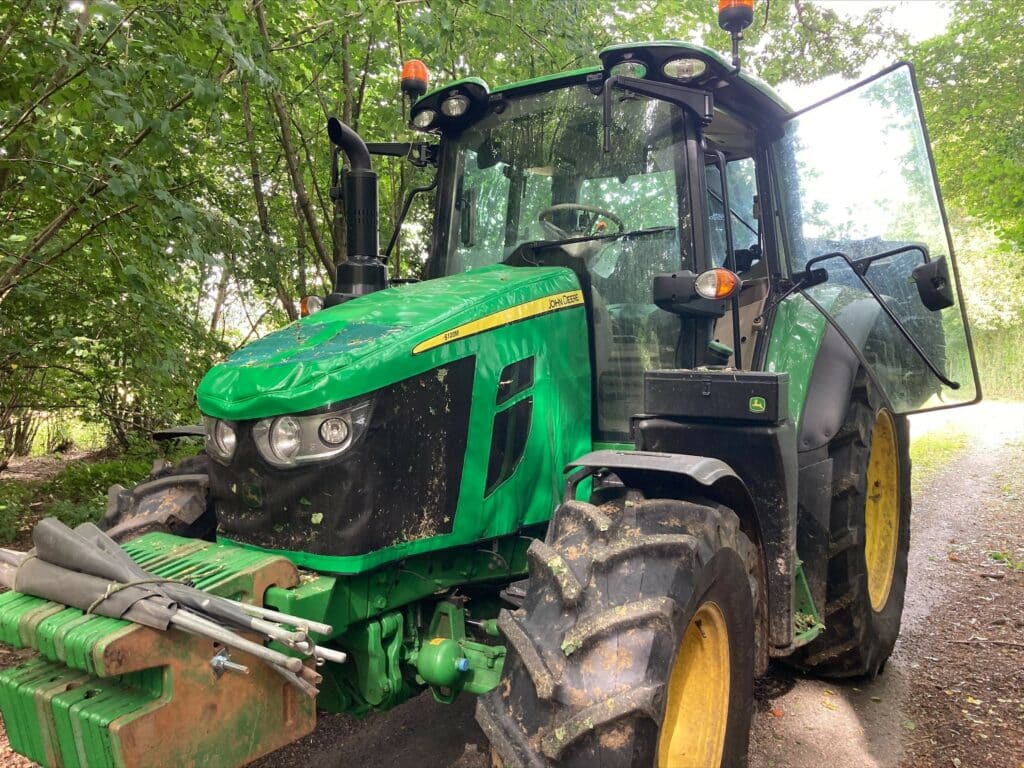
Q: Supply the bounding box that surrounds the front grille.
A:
[211,357,475,558]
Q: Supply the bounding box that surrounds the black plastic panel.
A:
[212,357,475,557]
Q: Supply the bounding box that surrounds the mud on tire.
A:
[100,454,217,543]
[477,491,758,767]
[791,381,911,678]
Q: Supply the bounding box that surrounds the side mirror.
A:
[912,255,955,311]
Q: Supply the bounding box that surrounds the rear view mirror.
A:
[912,255,955,311]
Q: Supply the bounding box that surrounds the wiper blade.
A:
[538,225,676,249]
[798,251,959,390]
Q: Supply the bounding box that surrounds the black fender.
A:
[565,448,792,663]
[799,299,881,453]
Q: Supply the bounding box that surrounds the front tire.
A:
[477,492,757,767]
[792,382,911,677]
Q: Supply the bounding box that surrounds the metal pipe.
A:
[171,611,304,673]
[312,645,348,664]
[235,603,333,636]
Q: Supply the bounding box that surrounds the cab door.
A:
[771,63,980,412]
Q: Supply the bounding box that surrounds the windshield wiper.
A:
[795,251,959,389]
[538,225,677,249]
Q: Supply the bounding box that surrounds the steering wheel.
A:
[538,203,625,239]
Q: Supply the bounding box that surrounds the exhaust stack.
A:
[327,116,387,306]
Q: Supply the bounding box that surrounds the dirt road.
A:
[258,401,1024,768]
[1,403,1020,768]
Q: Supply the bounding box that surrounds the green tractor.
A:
[0,4,980,767]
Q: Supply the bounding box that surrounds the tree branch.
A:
[252,0,334,279]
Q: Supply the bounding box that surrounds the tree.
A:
[0,0,912,456]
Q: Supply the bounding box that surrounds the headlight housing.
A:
[204,417,237,463]
[252,401,372,468]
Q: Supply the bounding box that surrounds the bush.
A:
[42,456,155,506]
[0,481,37,544]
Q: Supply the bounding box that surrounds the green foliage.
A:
[948,325,1024,401]
[0,480,37,543]
[915,0,1024,254]
[42,454,153,505]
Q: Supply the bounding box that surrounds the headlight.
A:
[412,109,436,129]
[253,401,372,468]
[269,415,301,463]
[440,94,470,118]
[204,417,237,463]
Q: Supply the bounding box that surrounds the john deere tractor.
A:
[0,3,980,766]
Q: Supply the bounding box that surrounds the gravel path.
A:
[260,401,1024,768]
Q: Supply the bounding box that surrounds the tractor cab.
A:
[408,42,979,443]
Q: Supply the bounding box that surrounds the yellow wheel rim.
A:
[865,409,900,612]
[657,601,730,768]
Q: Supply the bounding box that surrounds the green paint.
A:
[491,66,602,94]
[412,602,505,703]
[764,294,829,430]
[204,265,591,575]
[792,560,825,646]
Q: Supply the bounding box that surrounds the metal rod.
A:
[171,611,304,673]
[312,645,348,664]
[235,603,333,636]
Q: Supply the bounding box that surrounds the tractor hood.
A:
[197,265,583,421]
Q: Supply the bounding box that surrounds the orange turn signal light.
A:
[718,0,754,32]
[300,295,323,317]
[694,268,740,300]
[401,59,429,100]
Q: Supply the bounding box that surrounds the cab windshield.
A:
[432,84,695,276]
[430,83,699,439]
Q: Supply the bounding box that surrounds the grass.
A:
[948,324,1024,400]
[909,424,971,494]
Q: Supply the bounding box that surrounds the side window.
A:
[726,159,759,252]
[773,64,979,412]
[451,149,511,272]
[706,157,759,268]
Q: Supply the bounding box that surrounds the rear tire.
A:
[100,454,217,543]
[792,382,911,678]
[477,491,757,767]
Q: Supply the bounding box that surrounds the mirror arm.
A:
[384,173,438,265]
[365,142,439,167]
[800,251,959,389]
[848,243,931,276]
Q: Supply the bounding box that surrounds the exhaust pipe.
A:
[326,116,386,306]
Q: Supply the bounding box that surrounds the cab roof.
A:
[412,41,791,139]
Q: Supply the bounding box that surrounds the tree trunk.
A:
[253,0,335,281]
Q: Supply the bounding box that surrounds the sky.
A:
[777,0,953,107]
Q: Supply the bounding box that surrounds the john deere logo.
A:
[749,396,766,414]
